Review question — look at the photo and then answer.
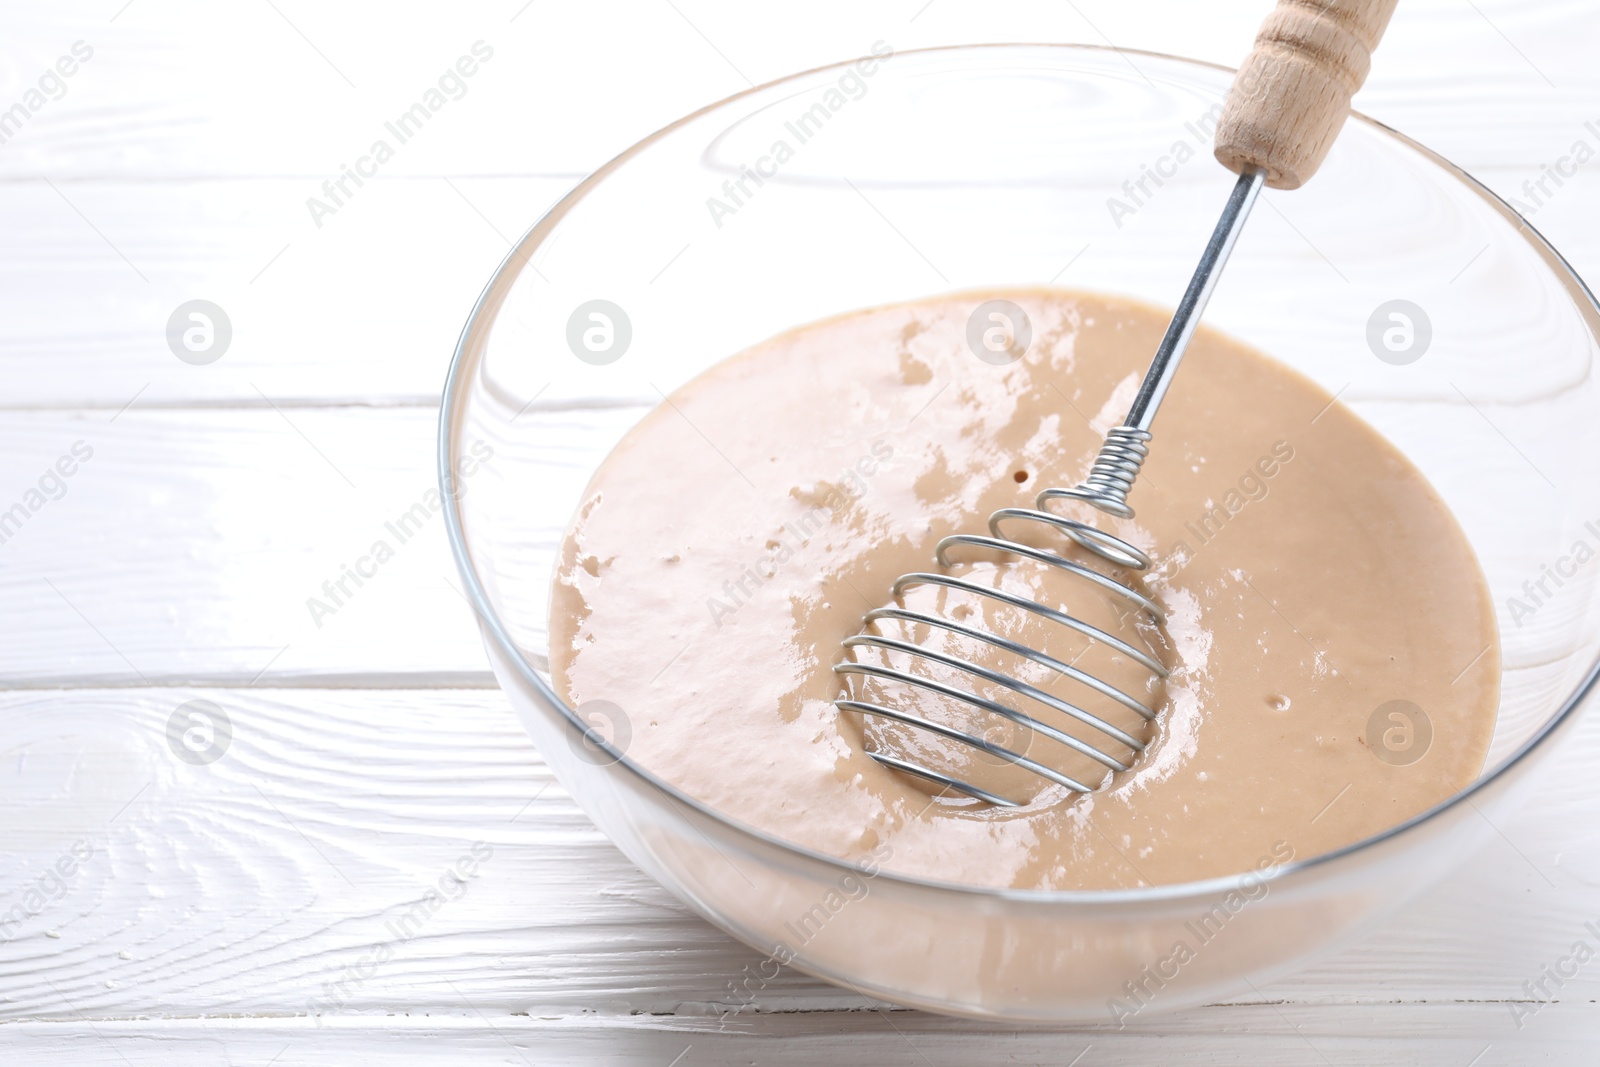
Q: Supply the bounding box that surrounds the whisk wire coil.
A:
[834,475,1167,806]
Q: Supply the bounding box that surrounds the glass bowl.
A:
[440,44,1600,1022]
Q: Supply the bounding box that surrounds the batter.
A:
[549,290,1500,890]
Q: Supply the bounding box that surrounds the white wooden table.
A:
[3,1,1598,1062]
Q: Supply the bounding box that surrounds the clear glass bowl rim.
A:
[438,42,1600,906]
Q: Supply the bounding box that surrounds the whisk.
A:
[835,0,1399,806]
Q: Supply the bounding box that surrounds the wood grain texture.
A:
[0,404,651,685]
[1215,0,1399,188]
[0,177,575,408]
[0,407,491,684]
[0,688,1597,1041]
[6,0,1600,1059]
[0,0,1593,178]
[0,394,1586,690]
[2,1009,1599,1067]
[2,171,1598,410]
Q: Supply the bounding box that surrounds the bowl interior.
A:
[448,44,1600,886]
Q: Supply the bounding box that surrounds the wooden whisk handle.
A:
[1214,0,1400,190]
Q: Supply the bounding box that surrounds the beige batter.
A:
[550,290,1500,891]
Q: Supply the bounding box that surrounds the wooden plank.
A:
[1,1007,1598,1067]
[0,392,1592,686]
[1,1,1594,179]
[0,177,575,407]
[0,405,637,684]
[0,686,1597,1030]
[3,169,1598,409]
